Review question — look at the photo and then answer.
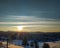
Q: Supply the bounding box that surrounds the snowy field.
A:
[11,40,60,48]
[1,41,24,48]
[1,40,60,48]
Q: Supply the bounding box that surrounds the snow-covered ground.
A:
[1,40,60,48]
[1,41,24,48]
[11,40,60,48]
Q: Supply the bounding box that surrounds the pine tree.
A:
[30,42,34,47]
[0,42,3,47]
[22,37,28,46]
[42,43,50,48]
[34,40,39,48]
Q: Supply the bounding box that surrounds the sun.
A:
[17,26,23,31]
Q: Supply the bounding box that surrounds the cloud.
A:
[0,15,59,22]
[0,15,60,29]
[0,18,60,28]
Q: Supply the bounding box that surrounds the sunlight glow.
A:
[17,26,23,31]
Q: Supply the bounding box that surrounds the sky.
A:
[0,0,60,32]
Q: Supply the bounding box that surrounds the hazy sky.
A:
[0,0,60,32]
